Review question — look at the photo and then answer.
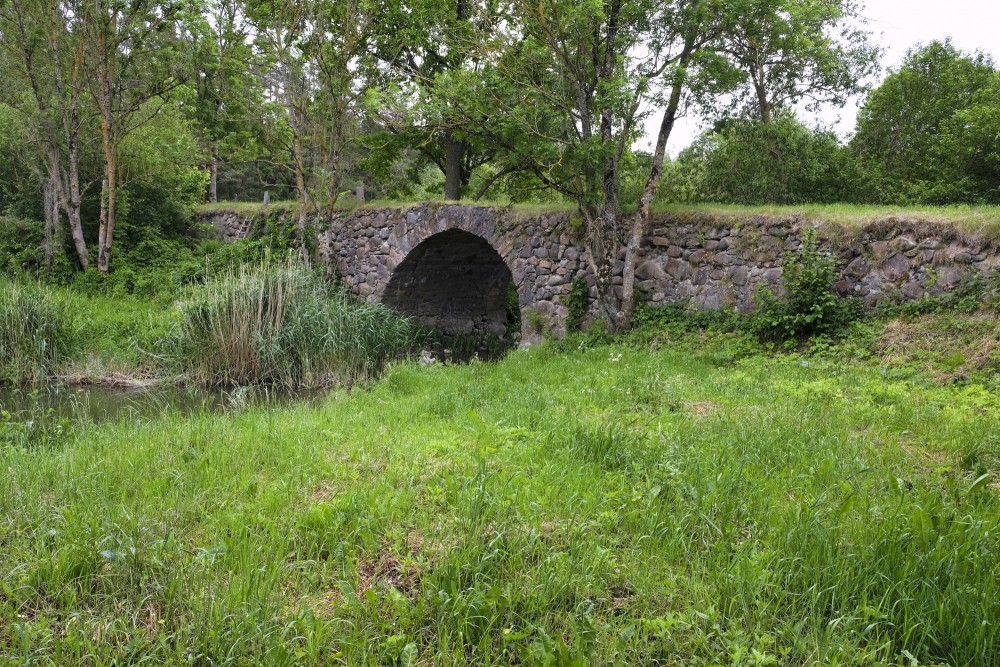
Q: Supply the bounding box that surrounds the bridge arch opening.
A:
[383,229,518,340]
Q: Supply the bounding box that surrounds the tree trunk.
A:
[97,101,117,274]
[324,142,341,214]
[43,157,59,274]
[209,143,219,203]
[50,11,88,270]
[64,133,88,270]
[584,202,626,330]
[98,174,108,272]
[753,71,782,161]
[97,163,117,274]
[443,133,464,200]
[96,19,116,275]
[619,41,695,328]
[292,130,311,266]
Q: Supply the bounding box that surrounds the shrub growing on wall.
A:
[753,227,860,341]
[565,277,590,332]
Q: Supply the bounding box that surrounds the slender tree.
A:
[188,0,267,203]
[0,0,90,269]
[76,0,188,273]
[714,0,879,126]
[309,0,372,213]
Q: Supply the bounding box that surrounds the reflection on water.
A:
[0,383,328,425]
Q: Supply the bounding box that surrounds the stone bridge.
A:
[321,203,590,339]
[204,202,999,340]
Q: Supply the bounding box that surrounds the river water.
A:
[0,383,327,425]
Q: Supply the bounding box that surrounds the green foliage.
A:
[523,310,547,336]
[852,40,1000,205]
[176,260,416,388]
[704,0,879,121]
[661,114,864,205]
[753,227,860,341]
[0,277,74,384]
[564,277,590,332]
[0,216,46,278]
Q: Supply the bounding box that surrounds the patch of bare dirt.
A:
[356,548,420,599]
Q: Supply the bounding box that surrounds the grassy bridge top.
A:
[195,200,1000,241]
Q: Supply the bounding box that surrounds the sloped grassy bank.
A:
[0,265,416,389]
[1,326,997,665]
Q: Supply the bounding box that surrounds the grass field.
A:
[1,322,997,665]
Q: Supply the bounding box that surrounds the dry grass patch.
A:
[878,312,1000,380]
[684,401,720,417]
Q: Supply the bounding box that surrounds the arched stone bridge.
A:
[322,203,592,339]
[296,201,993,340]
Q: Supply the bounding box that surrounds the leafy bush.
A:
[0,277,74,384]
[176,260,416,388]
[752,227,860,341]
[659,114,865,205]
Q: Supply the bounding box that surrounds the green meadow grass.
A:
[1,333,997,665]
[194,201,298,217]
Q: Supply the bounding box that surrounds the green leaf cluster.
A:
[753,227,860,342]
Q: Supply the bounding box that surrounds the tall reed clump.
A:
[176,261,415,388]
[0,276,74,384]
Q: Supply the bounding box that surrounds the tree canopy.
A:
[1,0,998,326]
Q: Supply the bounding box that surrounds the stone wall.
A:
[200,210,253,241]
[633,214,999,313]
[197,204,1000,336]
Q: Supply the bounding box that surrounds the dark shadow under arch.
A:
[383,229,516,338]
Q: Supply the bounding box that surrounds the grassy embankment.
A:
[1,314,999,665]
[194,200,1000,237]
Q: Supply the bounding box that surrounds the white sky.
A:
[650,0,1000,156]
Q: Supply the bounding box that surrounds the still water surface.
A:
[0,383,327,425]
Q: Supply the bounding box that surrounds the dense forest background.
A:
[1,0,998,327]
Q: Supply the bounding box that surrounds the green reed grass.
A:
[176,261,416,388]
[0,277,73,384]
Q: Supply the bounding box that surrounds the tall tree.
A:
[248,0,373,263]
[714,0,878,126]
[452,0,724,329]
[0,0,91,269]
[188,0,261,203]
[308,0,372,213]
[852,40,996,203]
[367,0,500,200]
[76,0,188,273]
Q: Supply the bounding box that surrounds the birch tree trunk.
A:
[52,22,89,270]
